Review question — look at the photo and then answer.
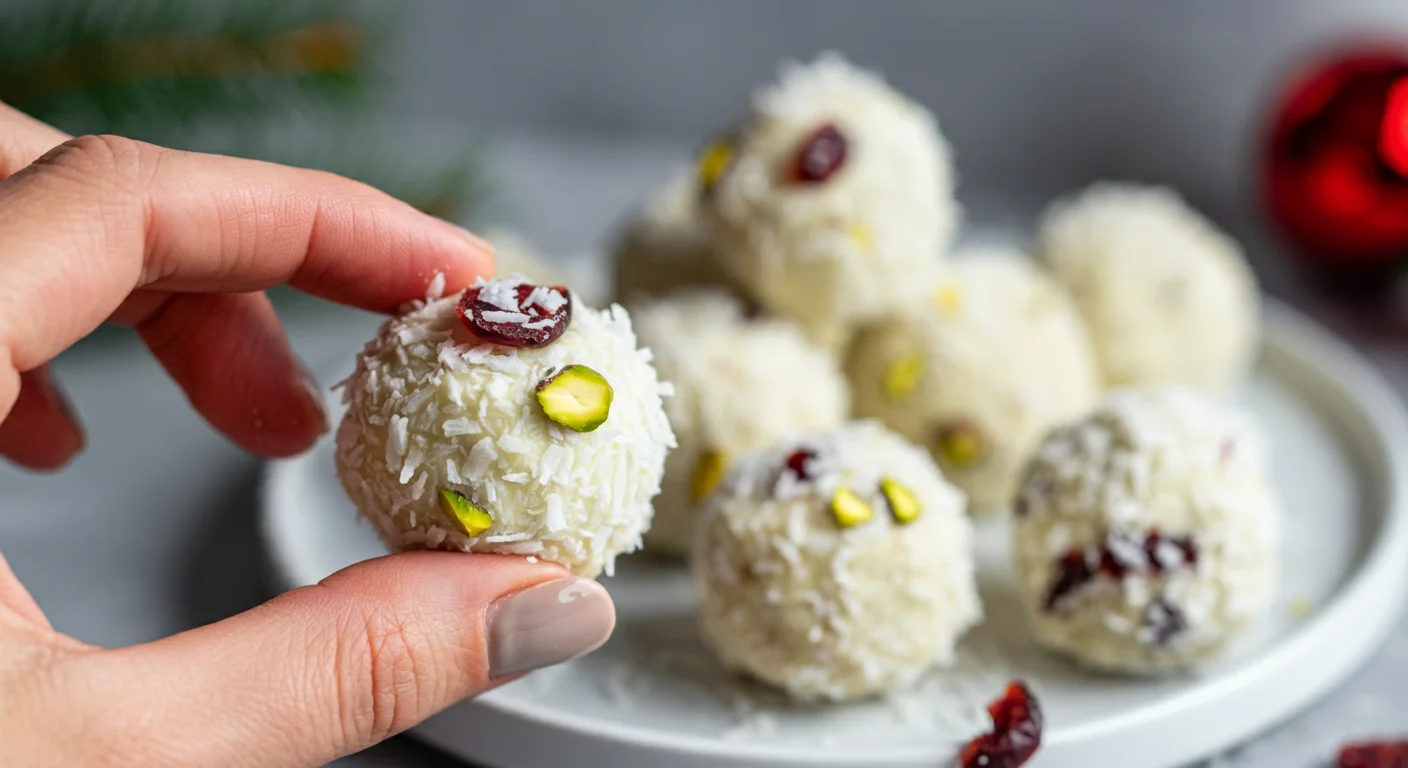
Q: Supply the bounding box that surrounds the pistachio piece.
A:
[880,477,921,524]
[535,365,613,432]
[936,419,987,468]
[933,281,962,316]
[830,487,874,528]
[697,138,733,191]
[438,489,493,537]
[846,220,874,253]
[691,449,728,502]
[883,351,924,403]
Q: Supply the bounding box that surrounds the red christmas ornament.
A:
[1262,45,1408,282]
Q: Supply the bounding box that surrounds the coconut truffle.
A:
[847,250,1100,511]
[700,53,958,351]
[482,228,567,286]
[334,274,676,578]
[610,168,751,304]
[632,290,849,557]
[1012,388,1280,673]
[1036,183,1261,394]
[693,421,981,701]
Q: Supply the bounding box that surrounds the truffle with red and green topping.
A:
[334,274,676,578]
[692,420,980,701]
[700,52,959,351]
[1012,387,1280,673]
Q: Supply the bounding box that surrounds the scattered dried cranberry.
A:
[784,449,818,481]
[455,280,572,348]
[1338,741,1408,768]
[1044,530,1198,610]
[1219,439,1237,467]
[1141,599,1187,646]
[960,681,1044,768]
[788,123,848,185]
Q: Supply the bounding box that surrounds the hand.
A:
[0,106,616,767]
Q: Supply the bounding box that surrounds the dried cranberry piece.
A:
[788,123,848,185]
[960,681,1044,768]
[1044,551,1095,611]
[455,281,572,348]
[784,449,818,481]
[1338,741,1408,768]
[1141,599,1187,646]
[1043,530,1198,612]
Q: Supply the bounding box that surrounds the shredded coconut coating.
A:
[334,279,676,578]
[1012,388,1280,673]
[693,421,981,701]
[481,228,567,286]
[1036,183,1261,395]
[610,167,751,304]
[631,290,850,557]
[847,250,1100,511]
[704,52,958,351]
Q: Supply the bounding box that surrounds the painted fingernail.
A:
[296,360,329,435]
[485,577,615,679]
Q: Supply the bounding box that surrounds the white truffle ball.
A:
[1012,388,1280,673]
[631,290,850,556]
[610,168,751,304]
[693,421,981,701]
[702,52,958,351]
[334,276,676,578]
[847,250,1100,510]
[1036,183,1261,394]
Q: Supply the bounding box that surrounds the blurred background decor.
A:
[0,0,492,236]
[1262,44,1408,296]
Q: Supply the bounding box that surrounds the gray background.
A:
[4,1,1408,766]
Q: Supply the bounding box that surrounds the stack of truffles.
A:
[333,53,1281,708]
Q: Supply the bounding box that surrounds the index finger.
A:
[0,133,493,373]
[0,102,69,176]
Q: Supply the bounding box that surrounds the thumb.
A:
[56,552,614,768]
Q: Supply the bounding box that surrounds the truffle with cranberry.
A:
[699,52,959,351]
[334,274,675,578]
[1012,388,1280,673]
[692,420,980,701]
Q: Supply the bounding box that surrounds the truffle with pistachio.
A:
[699,52,959,351]
[334,273,676,578]
[609,167,752,305]
[692,420,981,701]
[630,289,849,556]
[847,250,1100,511]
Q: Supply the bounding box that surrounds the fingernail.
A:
[486,577,615,679]
[296,360,330,435]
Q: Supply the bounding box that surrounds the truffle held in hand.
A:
[334,274,676,578]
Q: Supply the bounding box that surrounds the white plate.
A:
[261,302,1408,768]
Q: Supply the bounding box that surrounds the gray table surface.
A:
[2,134,1406,768]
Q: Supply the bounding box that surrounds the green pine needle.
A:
[0,0,386,132]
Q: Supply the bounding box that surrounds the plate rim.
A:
[259,299,1408,767]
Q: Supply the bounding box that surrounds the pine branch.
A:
[0,0,385,132]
